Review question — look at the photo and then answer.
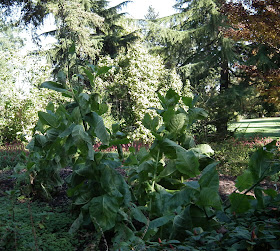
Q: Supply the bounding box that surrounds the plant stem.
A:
[117,144,124,161]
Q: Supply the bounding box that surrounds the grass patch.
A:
[230,117,280,139]
[212,136,280,177]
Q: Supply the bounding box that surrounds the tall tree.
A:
[147,0,243,136]
[144,5,159,20]
[0,0,138,78]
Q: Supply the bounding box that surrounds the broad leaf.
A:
[165,89,180,107]
[235,170,254,192]
[196,144,214,156]
[73,191,93,205]
[229,193,254,214]
[89,112,110,145]
[38,111,59,128]
[72,125,92,146]
[100,165,130,202]
[69,212,83,234]
[89,195,119,231]
[158,160,177,178]
[168,113,186,134]
[41,81,72,97]
[182,96,193,107]
[149,214,174,229]
[254,187,265,209]
[96,66,112,77]
[71,107,82,124]
[131,205,148,224]
[196,187,222,209]
[199,162,219,190]
[176,148,200,178]
[83,68,94,87]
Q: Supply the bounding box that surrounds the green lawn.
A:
[230,117,280,139]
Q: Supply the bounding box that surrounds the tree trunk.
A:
[216,59,230,136]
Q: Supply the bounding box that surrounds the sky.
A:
[109,0,176,19]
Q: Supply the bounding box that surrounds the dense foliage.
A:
[10,67,278,250]
[0,1,279,250]
[96,43,188,141]
[224,0,280,110]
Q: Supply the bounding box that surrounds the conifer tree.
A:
[147,0,243,136]
[0,0,137,78]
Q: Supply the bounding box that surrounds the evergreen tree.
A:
[0,0,138,79]
[144,5,159,20]
[147,0,244,136]
[45,0,138,79]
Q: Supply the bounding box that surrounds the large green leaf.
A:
[88,112,110,145]
[38,111,59,128]
[59,123,76,138]
[198,162,219,190]
[69,212,83,234]
[41,81,72,97]
[71,107,82,124]
[235,170,254,192]
[89,195,119,231]
[72,125,92,147]
[173,204,218,236]
[100,165,131,203]
[254,187,265,209]
[46,128,60,141]
[189,107,208,120]
[196,187,221,209]
[161,138,185,159]
[195,144,214,156]
[96,66,112,77]
[158,160,177,178]
[149,214,174,229]
[172,206,192,233]
[78,93,91,114]
[83,67,94,87]
[229,193,254,214]
[131,205,148,224]
[73,191,93,205]
[165,89,180,107]
[167,187,197,210]
[176,148,200,178]
[182,96,193,108]
[34,135,47,147]
[248,142,277,182]
[167,113,186,134]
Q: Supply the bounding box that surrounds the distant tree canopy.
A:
[0,0,138,78]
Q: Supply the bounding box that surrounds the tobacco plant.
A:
[17,62,280,250]
[125,89,220,242]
